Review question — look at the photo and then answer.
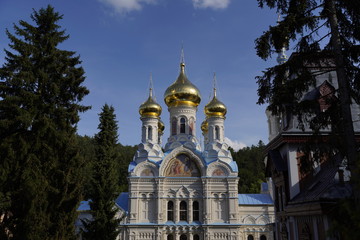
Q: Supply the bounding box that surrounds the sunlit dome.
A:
[204,88,227,118]
[164,63,201,108]
[201,120,208,133]
[139,88,162,118]
[158,119,165,134]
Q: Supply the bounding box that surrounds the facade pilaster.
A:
[188,198,193,223]
[175,199,180,223]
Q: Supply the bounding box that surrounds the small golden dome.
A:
[139,89,162,118]
[164,63,201,107]
[201,120,208,133]
[204,89,227,118]
[158,120,165,133]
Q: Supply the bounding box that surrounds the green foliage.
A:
[82,104,121,240]
[0,5,89,239]
[232,141,266,193]
[77,135,136,197]
[327,197,360,239]
[77,135,97,200]
[116,144,137,193]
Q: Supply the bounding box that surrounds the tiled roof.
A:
[238,194,273,205]
[78,192,129,212]
[290,155,352,204]
[115,192,129,212]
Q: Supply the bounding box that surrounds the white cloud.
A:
[192,0,231,9]
[98,0,157,14]
[224,137,247,151]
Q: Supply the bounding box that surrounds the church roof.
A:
[238,194,273,205]
[78,192,129,212]
[78,200,91,211]
[115,192,129,212]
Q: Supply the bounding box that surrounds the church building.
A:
[78,57,275,240]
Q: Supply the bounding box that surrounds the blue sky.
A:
[0,0,280,150]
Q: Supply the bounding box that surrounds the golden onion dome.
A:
[204,88,227,118]
[201,120,208,133]
[164,63,201,107]
[158,119,165,133]
[139,88,162,118]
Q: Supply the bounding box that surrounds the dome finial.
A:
[213,72,217,98]
[149,72,153,98]
[204,73,227,118]
[164,49,201,108]
[180,43,185,73]
[139,74,162,118]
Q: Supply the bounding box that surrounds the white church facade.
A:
[78,59,275,240]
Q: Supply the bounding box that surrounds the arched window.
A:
[180,117,186,133]
[167,234,174,240]
[171,118,177,135]
[260,235,267,240]
[193,201,199,221]
[180,234,187,240]
[215,126,220,140]
[247,235,254,240]
[167,201,174,221]
[193,234,200,240]
[180,201,187,221]
[148,126,152,140]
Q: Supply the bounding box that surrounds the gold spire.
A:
[139,75,162,118]
[164,49,201,107]
[204,73,227,118]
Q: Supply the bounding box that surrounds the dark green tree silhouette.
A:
[232,141,266,193]
[82,104,120,240]
[255,0,360,238]
[0,5,89,239]
[255,0,359,173]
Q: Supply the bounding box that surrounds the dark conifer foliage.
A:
[0,5,89,239]
[255,0,360,237]
[255,0,359,183]
[82,104,120,240]
[231,141,266,193]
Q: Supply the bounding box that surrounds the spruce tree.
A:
[0,5,89,239]
[82,104,120,240]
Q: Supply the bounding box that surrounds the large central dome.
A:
[164,63,201,107]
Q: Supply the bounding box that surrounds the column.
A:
[188,199,193,223]
[156,179,162,223]
[175,199,179,223]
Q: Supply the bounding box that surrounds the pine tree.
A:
[0,5,89,239]
[82,104,120,240]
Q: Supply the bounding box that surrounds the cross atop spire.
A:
[180,43,186,73]
[180,42,185,64]
[213,72,217,98]
[149,72,154,98]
